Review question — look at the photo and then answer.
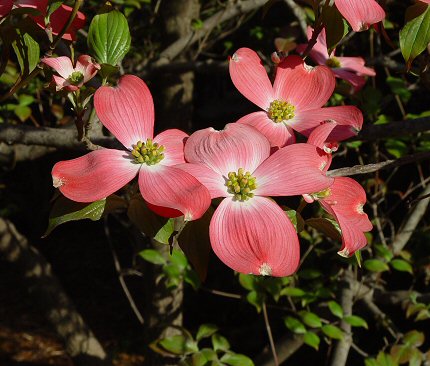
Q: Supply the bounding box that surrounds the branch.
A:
[327,151,430,177]
[0,124,117,150]
[359,116,430,141]
[330,269,354,366]
[392,183,430,255]
[151,0,268,68]
[283,0,308,35]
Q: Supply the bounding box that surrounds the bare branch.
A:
[330,268,354,366]
[255,334,304,366]
[283,0,308,35]
[0,124,117,150]
[328,151,430,177]
[392,183,430,255]
[151,0,268,68]
[359,116,430,141]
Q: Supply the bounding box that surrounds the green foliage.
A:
[321,324,343,340]
[303,331,320,350]
[344,315,368,329]
[400,5,430,69]
[87,8,131,68]
[364,259,390,273]
[12,26,40,76]
[44,195,125,236]
[152,326,254,366]
[327,301,343,319]
[284,316,307,334]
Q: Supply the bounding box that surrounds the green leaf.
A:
[44,196,107,237]
[376,351,398,366]
[154,218,175,244]
[196,324,218,342]
[159,335,187,355]
[306,218,342,242]
[170,249,188,270]
[246,291,263,312]
[220,353,254,366]
[239,273,256,291]
[284,317,307,334]
[400,5,430,69]
[285,209,304,232]
[374,244,394,262]
[321,325,343,340]
[364,259,390,273]
[404,330,425,347]
[12,27,40,76]
[386,76,411,103]
[322,5,348,51]
[139,249,166,265]
[299,311,322,328]
[303,332,320,350]
[385,139,408,159]
[344,315,368,329]
[390,259,413,274]
[328,301,344,319]
[178,206,213,281]
[189,352,208,366]
[280,287,306,297]
[211,334,230,352]
[200,348,217,361]
[14,105,32,122]
[87,8,131,66]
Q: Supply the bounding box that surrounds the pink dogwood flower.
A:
[304,122,372,256]
[335,0,385,32]
[33,3,85,41]
[52,75,211,221]
[41,55,100,92]
[0,0,47,18]
[178,123,334,276]
[42,55,100,92]
[297,27,376,91]
[229,48,363,148]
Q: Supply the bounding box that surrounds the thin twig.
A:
[104,217,145,325]
[262,301,279,366]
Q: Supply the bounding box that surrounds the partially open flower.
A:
[42,55,100,92]
[297,27,376,92]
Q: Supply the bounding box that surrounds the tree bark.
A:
[0,218,111,366]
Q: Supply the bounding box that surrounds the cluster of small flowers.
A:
[50,47,373,278]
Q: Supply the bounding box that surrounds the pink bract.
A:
[1,0,47,18]
[178,123,334,276]
[229,48,363,148]
[297,27,376,92]
[335,0,385,32]
[305,122,372,256]
[52,75,211,221]
[0,0,13,18]
[42,55,100,92]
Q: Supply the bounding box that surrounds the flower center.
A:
[131,138,165,165]
[268,99,295,123]
[68,71,84,85]
[310,188,331,201]
[226,168,257,201]
[325,57,341,68]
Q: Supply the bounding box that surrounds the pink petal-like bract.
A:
[184,123,271,177]
[236,111,296,148]
[52,149,139,202]
[292,105,363,140]
[210,196,300,277]
[335,0,385,32]
[138,165,211,221]
[52,75,77,92]
[229,48,275,110]
[74,55,100,83]
[15,0,48,12]
[153,129,187,166]
[0,0,13,18]
[333,69,367,91]
[42,56,74,79]
[94,75,155,149]
[274,55,335,110]
[337,57,376,76]
[253,143,334,196]
[320,177,372,256]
